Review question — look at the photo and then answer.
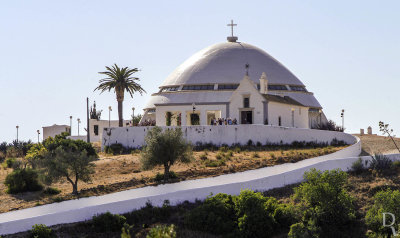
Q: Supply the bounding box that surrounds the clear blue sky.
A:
[1,0,399,143]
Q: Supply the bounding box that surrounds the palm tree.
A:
[94,64,146,127]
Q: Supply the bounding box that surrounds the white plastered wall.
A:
[229,75,266,124]
[155,105,227,126]
[268,102,309,128]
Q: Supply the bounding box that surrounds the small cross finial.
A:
[227,20,238,42]
[245,63,250,76]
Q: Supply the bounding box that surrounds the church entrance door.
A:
[241,111,253,124]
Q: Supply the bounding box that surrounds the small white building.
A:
[88,119,130,142]
[42,124,70,140]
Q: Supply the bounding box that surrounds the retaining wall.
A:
[102,125,357,149]
[0,135,365,235]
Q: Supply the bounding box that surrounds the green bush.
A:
[288,221,319,238]
[30,224,55,238]
[5,168,43,194]
[293,169,355,236]
[105,143,124,155]
[154,171,178,182]
[185,193,237,235]
[147,224,176,238]
[365,189,400,236]
[43,187,61,195]
[235,190,277,237]
[351,157,364,174]
[370,154,393,172]
[5,158,16,168]
[92,212,127,232]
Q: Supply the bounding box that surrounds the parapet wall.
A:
[102,125,357,149]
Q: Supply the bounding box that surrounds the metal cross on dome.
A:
[227,20,237,37]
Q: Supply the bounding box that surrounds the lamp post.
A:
[69,116,72,135]
[108,106,112,128]
[77,118,81,136]
[132,107,135,125]
[341,109,345,132]
[16,125,19,143]
[192,102,196,114]
[37,130,40,143]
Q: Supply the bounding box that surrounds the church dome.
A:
[161,41,305,87]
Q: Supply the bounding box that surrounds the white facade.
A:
[151,74,311,128]
[88,119,130,142]
[42,124,70,140]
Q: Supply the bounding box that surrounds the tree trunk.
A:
[164,164,170,181]
[118,100,123,127]
[72,183,78,195]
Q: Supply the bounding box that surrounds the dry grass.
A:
[356,134,400,155]
[0,146,345,214]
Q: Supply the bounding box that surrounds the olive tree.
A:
[41,146,96,194]
[140,127,193,181]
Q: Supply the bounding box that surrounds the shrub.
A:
[154,171,178,182]
[4,158,16,168]
[199,153,207,161]
[147,224,176,238]
[6,146,24,158]
[105,143,124,155]
[5,168,43,194]
[0,151,5,162]
[92,212,127,232]
[288,221,319,238]
[293,169,355,236]
[43,187,61,195]
[235,190,277,237]
[365,189,400,236]
[185,193,237,235]
[351,157,364,173]
[246,140,253,147]
[370,154,392,172]
[30,224,55,238]
[141,127,193,181]
[205,159,225,167]
[252,152,260,158]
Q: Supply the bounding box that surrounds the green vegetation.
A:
[41,147,96,194]
[104,143,124,155]
[146,224,176,238]
[94,64,146,127]
[43,187,61,195]
[5,168,43,194]
[30,224,55,238]
[290,169,355,237]
[141,127,193,181]
[365,189,400,237]
[92,212,127,232]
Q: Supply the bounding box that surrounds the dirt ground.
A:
[0,146,344,214]
[355,134,400,155]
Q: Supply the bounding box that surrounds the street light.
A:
[132,107,135,125]
[69,116,72,135]
[341,109,345,132]
[16,125,19,143]
[108,106,112,128]
[37,130,40,143]
[192,102,196,114]
[77,118,81,136]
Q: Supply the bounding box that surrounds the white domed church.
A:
[141,25,327,129]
